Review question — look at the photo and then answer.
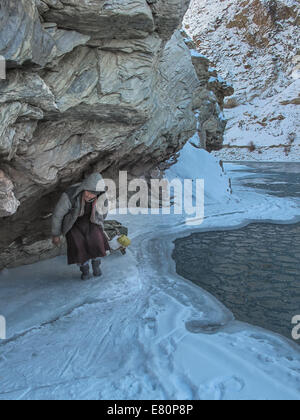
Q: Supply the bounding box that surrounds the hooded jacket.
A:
[51,173,109,237]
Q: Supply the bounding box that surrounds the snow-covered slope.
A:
[184,0,300,161]
[165,134,232,203]
[1,140,300,400]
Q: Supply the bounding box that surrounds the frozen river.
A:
[226,161,300,199]
[173,162,300,342]
[1,149,300,400]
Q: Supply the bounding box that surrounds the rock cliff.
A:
[0,0,227,268]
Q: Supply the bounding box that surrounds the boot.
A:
[120,248,126,255]
[80,263,91,281]
[92,259,102,277]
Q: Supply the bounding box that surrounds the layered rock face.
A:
[187,46,234,151]
[0,0,221,269]
[184,0,300,160]
[0,170,20,218]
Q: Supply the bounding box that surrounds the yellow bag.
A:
[117,235,131,248]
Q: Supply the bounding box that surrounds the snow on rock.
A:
[165,139,232,204]
[184,0,300,161]
[185,45,234,152]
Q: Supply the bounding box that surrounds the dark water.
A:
[172,162,300,342]
[172,222,300,341]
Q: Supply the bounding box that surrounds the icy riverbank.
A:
[0,142,300,400]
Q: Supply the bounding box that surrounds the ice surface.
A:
[0,142,300,400]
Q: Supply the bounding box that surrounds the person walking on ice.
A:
[51,173,111,280]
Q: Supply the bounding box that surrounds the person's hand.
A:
[52,236,61,247]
